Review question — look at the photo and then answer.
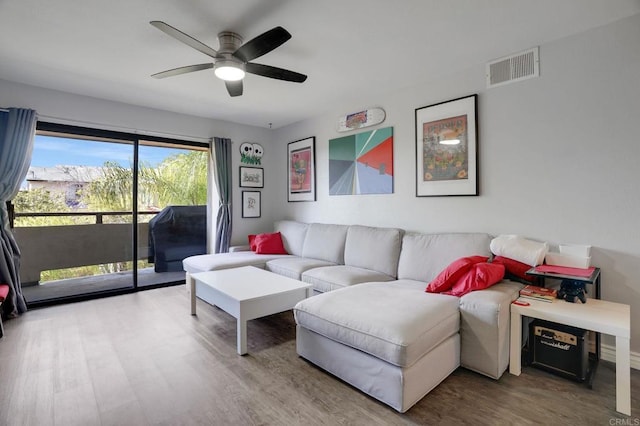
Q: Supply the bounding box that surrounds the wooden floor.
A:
[0,286,637,426]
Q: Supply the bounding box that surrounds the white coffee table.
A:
[189,266,312,355]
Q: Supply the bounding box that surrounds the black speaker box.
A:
[529,319,589,381]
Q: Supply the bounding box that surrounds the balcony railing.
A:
[13,210,160,286]
[13,209,160,225]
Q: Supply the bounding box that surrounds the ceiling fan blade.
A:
[245,63,307,83]
[150,21,220,59]
[225,80,243,97]
[232,26,291,62]
[151,63,213,79]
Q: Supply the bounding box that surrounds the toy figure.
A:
[558,279,587,303]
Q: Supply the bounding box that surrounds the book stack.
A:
[519,285,558,303]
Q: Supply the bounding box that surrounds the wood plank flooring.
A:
[0,285,637,425]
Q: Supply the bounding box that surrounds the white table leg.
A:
[615,336,631,415]
[187,273,196,316]
[237,316,247,355]
[510,309,522,376]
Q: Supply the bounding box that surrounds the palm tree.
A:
[87,151,207,211]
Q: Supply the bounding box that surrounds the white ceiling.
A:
[1,0,639,129]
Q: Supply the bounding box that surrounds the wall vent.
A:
[486,47,539,88]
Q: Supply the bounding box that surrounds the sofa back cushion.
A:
[398,232,492,282]
[274,220,308,257]
[302,223,349,264]
[344,225,403,277]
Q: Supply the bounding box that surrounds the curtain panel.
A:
[0,108,38,318]
[211,137,232,253]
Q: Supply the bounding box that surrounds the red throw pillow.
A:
[426,256,489,293]
[0,284,9,302]
[254,232,288,255]
[444,262,505,297]
[248,234,257,251]
[492,256,534,282]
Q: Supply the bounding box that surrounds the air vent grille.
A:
[486,47,539,88]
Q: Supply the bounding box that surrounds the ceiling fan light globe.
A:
[214,62,245,81]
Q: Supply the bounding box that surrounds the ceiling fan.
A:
[150,21,307,97]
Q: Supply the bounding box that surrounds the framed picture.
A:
[329,126,393,195]
[287,137,316,202]
[241,191,261,218]
[239,166,264,188]
[415,94,478,197]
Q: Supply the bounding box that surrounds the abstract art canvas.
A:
[329,127,393,195]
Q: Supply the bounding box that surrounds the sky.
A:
[31,135,192,168]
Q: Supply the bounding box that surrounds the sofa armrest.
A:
[458,280,523,379]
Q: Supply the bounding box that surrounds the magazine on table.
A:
[519,285,557,302]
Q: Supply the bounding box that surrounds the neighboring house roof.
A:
[26,166,105,183]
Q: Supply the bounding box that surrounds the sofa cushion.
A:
[0,284,9,302]
[301,223,349,264]
[182,251,291,274]
[443,262,505,297]
[301,265,395,293]
[492,256,535,283]
[266,257,337,280]
[274,220,308,257]
[294,280,460,367]
[254,232,288,254]
[490,235,548,267]
[397,232,492,282]
[248,234,257,251]
[344,225,403,277]
[426,255,489,293]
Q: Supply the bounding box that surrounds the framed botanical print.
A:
[415,94,478,197]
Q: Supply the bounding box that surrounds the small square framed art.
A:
[239,166,264,188]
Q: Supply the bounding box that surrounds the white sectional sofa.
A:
[183,220,523,412]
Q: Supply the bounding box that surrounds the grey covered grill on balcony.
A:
[148,205,207,272]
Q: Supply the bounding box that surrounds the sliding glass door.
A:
[12,123,209,305]
[137,141,208,287]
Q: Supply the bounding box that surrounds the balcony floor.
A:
[22,267,185,304]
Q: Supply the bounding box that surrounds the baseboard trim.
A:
[600,343,640,370]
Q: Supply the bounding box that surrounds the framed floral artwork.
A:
[415,94,478,197]
[287,137,316,202]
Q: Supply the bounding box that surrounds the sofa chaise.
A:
[183,220,523,412]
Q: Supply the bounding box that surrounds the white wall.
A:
[273,14,640,352]
[0,79,276,246]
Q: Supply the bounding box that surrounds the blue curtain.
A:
[0,108,37,319]
[212,137,232,253]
